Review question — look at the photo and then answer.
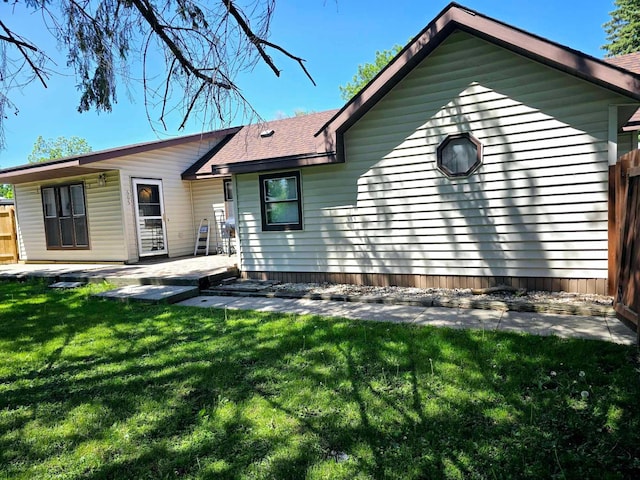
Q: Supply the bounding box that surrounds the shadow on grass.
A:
[1,281,640,479]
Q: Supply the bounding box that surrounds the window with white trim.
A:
[259,171,302,231]
[42,183,89,249]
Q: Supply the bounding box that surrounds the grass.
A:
[1,281,640,479]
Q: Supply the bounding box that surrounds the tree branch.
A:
[129,0,232,89]
[0,34,37,51]
[0,20,48,88]
[179,82,207,130]
[222,0,315,85]
[259,38,316,86]
[222,0,279,76]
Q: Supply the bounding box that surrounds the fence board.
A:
[0,206,17,264]
[613,149,640,338]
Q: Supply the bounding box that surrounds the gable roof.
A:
[316,2,640,159]
[182,110,340,179]
[3,3,639,185]
[606,52,640,129]
[606,52,640,73]
[0,127,240,184]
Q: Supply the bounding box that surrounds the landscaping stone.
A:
[203,281,616,318]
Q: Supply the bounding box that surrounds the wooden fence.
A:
[0,205,18,264]
[610,149,640,340]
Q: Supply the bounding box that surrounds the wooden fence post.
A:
[0,206,18,264]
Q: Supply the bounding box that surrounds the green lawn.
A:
[1,281,640,479]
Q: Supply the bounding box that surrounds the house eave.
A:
[210,152,340,176]
[180,127,243,180]
[0,160,111,185]
[1,126,242,184]
[315,2,640,159]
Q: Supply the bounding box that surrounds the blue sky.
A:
[0,0,614,168]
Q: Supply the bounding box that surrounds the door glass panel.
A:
[45,218,60,247]
[134,180,167,256]
[137,184,161,217]
[43,188,56,217]
[60,217,74,246]
[59,186,71,217]
[70,184,86,216]
[74,217,88,246]
[138,218,165,254]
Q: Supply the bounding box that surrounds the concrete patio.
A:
[0,254,237,287]
[178,294,637,345]
[2,255,636,345]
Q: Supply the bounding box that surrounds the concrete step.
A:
[93,284,200,304]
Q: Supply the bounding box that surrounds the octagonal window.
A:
[437,133,482,177]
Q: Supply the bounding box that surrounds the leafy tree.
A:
[339,45,402,101]
[27,136,92,163]
[0,0,315,150]
[293,109,315,116]
[0,184,13,199]
[603,0,640,56]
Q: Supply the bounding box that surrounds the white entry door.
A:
[132,178,168,257]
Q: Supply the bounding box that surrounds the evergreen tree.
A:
[603,0,640,56]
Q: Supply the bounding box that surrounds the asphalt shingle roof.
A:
[606,52,640,74]
[606,53,640,128]
[189,109,339,177]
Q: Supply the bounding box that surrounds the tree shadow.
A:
[2,284,640,479]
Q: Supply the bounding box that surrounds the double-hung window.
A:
[42,183,89,249]
[259,171,303,231]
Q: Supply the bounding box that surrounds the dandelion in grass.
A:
[579,371,586,378]
[581,391,589,399]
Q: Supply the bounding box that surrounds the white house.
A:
[2,3,639,295]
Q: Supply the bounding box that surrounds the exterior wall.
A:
[190,177,227,254]
[98,139,220,262]
[14,170,126,261]
[13,137,221,263]
[236,31,637,291]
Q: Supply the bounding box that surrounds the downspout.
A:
[12,185,23,261]
[188,180,195,254]
[607,105,619,296]
[608,105,619,168]
[232,174,241,272]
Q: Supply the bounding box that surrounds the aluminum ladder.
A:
[193,218,210,256]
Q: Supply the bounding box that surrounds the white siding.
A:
[14,170,126,261]
[98,139,220,262]
[236,31,637,280]
[190,177,227,254]
[14,137,222,263]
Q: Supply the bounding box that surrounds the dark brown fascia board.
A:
[623,121,640,132]
[208,152,340,176]
[0,164,111,184]
[316,2,640,161]
[314,4,458,159]
[0,126,242,178]
[181,129,240,180]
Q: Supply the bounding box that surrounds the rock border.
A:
[202,287,616,318]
